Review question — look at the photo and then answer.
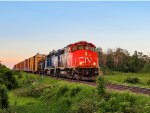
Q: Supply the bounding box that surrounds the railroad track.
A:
[48,76,150,96]
[106,83,150,95]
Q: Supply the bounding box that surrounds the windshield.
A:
[78,45,84,50]
[71,46,77,52]
[71,45,96,52]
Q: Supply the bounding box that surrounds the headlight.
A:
[85,52,87,56]
[79,62,82,65]
[93,62,96,66]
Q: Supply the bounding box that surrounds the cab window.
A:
[78,45,84,50]
[72,46,77,52]
[88,47,96,52]
[85,46,90,50]
[91,47,96,52]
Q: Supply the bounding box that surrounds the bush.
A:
[0,70,18,90]
[119,101,139,113]
[28,83,52,97]
[41,88,54,100]
[0,85,8,109]
[141,63,150,73]
[147,80,150,86]
[96,76,106,96]
[70,86,81,97]
[122,93,136,106]
[61,98,71,107]
[97,92,140,113]
[13,88,29,97]
[57,85,69,96]
[0,64,9,74]
[0,107,16,113]
[22,74,39,86]
[71,99,97,113]
[14,71,23,79]
[124,77,140,84]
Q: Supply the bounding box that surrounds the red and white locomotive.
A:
[40,41,100,81]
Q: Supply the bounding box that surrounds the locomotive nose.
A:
[78,51,97,67]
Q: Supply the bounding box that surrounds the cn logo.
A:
[79,57,92,64]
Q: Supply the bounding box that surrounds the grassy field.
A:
[6,73,150,113]
[103,72,150,88]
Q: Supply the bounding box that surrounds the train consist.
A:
[14,41,100,80]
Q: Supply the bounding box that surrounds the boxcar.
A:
[14,53,46,73]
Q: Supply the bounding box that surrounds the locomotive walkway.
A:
[48,76,150,96]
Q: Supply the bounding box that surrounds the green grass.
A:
[8,76,95,113]
[8,92,51,113]
[104,71,150,88]
[6,73,150,113]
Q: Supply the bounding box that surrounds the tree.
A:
[0,85,8,109]
[97,47,106,72]
[106,49,114,70]
[96,76,105,96]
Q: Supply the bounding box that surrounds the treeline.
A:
[97,48,150,73]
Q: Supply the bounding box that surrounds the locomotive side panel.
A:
[45,54,52,70]
[59,54,65,67]
[53,56,58,67]
[64,47,69,68]
[51,54,55,68]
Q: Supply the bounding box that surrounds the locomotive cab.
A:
[70,42,98,68]
[68,41,99,80]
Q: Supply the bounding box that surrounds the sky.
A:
[0,1,150,69]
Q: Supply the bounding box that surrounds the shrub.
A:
[147,80,150,86]
[71,99,97,113]
[143,102,150,113]
[13,88,29,97]
[70,86,81,97]
[41,88,54,100]
[124,77,140,84]
[123,93,136,106]
[28,82,52,97]
[97,92,141,113]
[0,64,9,74]
[14,71,23,79]
[61,98,71,107]
[0,85,8,109]
[0,107,16,113]
[0,70,18,90]
[105,97,119,112]
[54,98,71,113]
[57,85,69,96]
[22,74,38,86]
[120,104,139,113]
[98,98,107,112]
[96,76,106,96]
[141,63,150,73]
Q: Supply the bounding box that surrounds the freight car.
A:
[14,53,46,73]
